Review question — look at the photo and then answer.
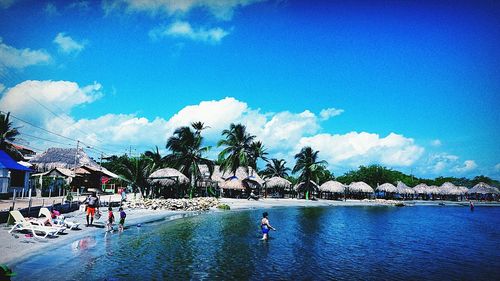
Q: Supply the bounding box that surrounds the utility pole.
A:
[73,140,80,172]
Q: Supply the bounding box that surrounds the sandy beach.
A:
[1,197,498,267]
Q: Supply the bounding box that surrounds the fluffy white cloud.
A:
[420,153,478,175]
[495,163,500,172]
[53,33,86,54]
[0,38,51,71]
[150,21,229,43]
[319,108,344,120]
[103,0,264,20]
[297,132,424,169]
[0,80,102,126]
[454,160,477,173]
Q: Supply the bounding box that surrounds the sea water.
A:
[12,206,500,280]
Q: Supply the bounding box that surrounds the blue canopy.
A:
[0,150,32,172]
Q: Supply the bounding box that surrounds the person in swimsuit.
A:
[107,206,115,232]
[261,212,276,240]
[118,207,126,232]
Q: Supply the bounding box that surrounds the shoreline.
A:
[1,198,499,266]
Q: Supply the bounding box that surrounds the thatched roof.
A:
[427,185,439,195]
[412,183,428,194]
[264,176,292,189]
[319,181,345,193]
[396,181,414,194]
[348,181,374,193]
[468,182,499,194]
[208,165,264,186]
[220,178,246,190]
[29,147,99,171]
[294,180,319,192]
[148,168,189,187]
[376,183,397,193]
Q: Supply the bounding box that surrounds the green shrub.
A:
[217,204,230,210]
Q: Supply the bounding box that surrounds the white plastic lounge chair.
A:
[8,211,60,238]
[39,208,80,230]
[10,209,66,234]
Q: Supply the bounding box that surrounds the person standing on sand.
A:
[261,212,276,240]
[84,192,100,227]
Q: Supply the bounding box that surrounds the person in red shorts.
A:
[84,192,100,227]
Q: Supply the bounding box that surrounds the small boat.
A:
[395,202,405,207]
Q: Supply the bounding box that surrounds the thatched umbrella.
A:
[349,181,374,193]
[294,180,319,192]
[468,182,499,194]
[320,181,345,193]
[221,178,246,190]
[412,183,428,194]
[396,181,414,195]
[427,185,439,195]
[376,183,397,193]
[148,168,190,187]
[29,147,99,171]
[210,165,264,185]
[264,176,292,189]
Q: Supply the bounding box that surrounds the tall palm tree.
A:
[261,158,291,179]
[0,112,22,160]
[116,156,154,197]
[217,123,255,176]
[191,121,210,136]
[292,146,328,200]
[248,141,268,172]
[166,125,214,195]
[144,145,169,170]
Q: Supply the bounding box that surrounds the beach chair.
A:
[10,210,66,234]
[8,210,60,238]
[39,208,80,230]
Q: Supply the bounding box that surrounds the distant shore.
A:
[1,197,498,266]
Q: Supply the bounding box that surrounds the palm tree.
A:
[144,146,169,170]
[0,112,22,160]
[217,123,256,176]
[116,156,154,197]
[248,141,268,172]
[261,158,291,179]
[191,121,210,136]
[292,146,328,200]
[166,125,214,197]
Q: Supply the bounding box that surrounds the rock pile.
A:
[123,197,219,211]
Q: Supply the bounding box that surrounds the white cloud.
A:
[495,163,500,172]
[297,132,424,169]
[0,80,102,126]
[420,153,478,175]
[454,160,478,173]
[431,139,442,147]
[150,21,229,43]
[319,108,344,120]
[103,0,264,20]
[0,38,51,71]
[0,83,5,93]
[53,33,86,54]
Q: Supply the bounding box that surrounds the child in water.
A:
[118,207,126,232]
[261,212,276,240]
[107,206,115,232]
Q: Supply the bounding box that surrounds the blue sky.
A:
[0,0,499,179]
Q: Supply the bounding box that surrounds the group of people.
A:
[83,192,126,232]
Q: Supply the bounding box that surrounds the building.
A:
[0,150,32,195]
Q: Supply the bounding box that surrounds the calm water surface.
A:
[12,206,500,280]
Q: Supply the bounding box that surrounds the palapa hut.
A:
[438,182,466,201]
[347,181,374,199]
[467,182,499,201]
[412,183,430,200]
[29,147,99,171]
[319,181,345,200]
[294,180,319,199]
[396,181,414,200]
[209,165,265,198]
[31,167,77,197]
[148,168,190,198]
[263,176,291,198]
[375,183,397,199]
